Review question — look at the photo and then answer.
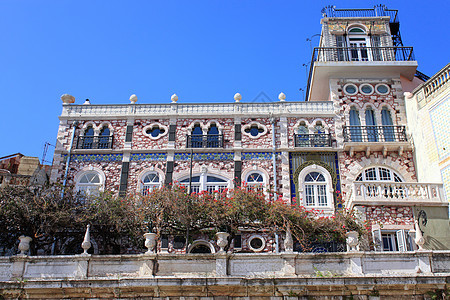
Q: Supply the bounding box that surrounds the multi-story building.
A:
[50,5,449,252]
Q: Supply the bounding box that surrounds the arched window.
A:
[82,126,95,149]
[207,123,220,148]
[356,167,403,182]
[365,108,378,142]
[246,172,265,192]
[76,171,103,197]
[297,165,334,212]
[348,26,369,61]
[98,126,111,149]
[296,122,309,147]
[191,124,203,148]
[381,107,395,142]
[141,172,162,196]
[179,173,230,194]
[304,172,328,207]
[349,107,362,142]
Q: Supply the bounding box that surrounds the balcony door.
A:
[347,27,369,61]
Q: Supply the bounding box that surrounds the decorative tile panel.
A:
[174,153,234,161]
[131,153,167,161]
[66,154,123,162]
[242,152,280,160]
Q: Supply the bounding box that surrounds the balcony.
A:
[75,136,114,150]
[186,134,224,148]
[306,46,417,101]
[347,182,447,209]
[342,125,410,155]
[294,133,332,148]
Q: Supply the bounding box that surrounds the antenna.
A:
[41,142,55,165]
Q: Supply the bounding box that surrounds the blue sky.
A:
[1,0,449,161]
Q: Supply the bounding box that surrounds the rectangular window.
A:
[373,229,413,252]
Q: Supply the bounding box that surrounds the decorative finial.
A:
[83,99,91,105]
[234,93,242,102]
[171,94,178,103]
[278,92,286,101]
[61,94,75,104]
[129,94,138,104]
[81,225,91,255]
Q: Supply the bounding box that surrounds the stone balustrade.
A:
[61,101,334,118]
[0,251,449,298]
[347,181,446,209]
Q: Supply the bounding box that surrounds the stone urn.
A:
[215,232,230,253]
[346,231,359,252]
[18,235,32,255]
[144,233,157,254]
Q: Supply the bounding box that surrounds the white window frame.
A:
[74,168,105,197]
[142,123,169,140]
[178,173,231,193]
[138,168,164,196]
[297,165,334,212]
[356,166,403,182]
[245,171,266,192]
[372,225,414,252]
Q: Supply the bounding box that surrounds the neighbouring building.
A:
[0,153,49,188]
[49,5,449,253]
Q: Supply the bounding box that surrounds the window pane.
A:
[317,185,327,206]
[207,175,227,182]
[180,176,200,183]
[247,173,263,182]
[379,168,391,181]
[305,185,315,206]
[144,173,159,183]
[364,168,377,181]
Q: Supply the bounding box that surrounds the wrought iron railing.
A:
[186,134,224,148]
[314,46,414,63]
[294,133,332,147]
[343,125,406,143]
[321,5,399,23]
[305,47,414,101]
[75,136,114,149]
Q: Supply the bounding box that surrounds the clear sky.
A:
[1,0,449,161]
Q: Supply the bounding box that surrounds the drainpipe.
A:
[62,121,79,192]
[270,114,277,200]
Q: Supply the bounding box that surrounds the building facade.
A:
[50,5,449,252]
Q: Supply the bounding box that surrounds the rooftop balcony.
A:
[342,125,411,155]
[346,181,447,209]
[306,46,417,101]
[60,101,334,119]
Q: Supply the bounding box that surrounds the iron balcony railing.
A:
[305,46,414,101]
[75,136,114,149]
[343,125,407,143]
[186,134,224,148]
[314,46,414,63]
[321,5,399,23]
[294,133,332,147]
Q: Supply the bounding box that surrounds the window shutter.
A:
[169,125,176,141]
[125,125,133,142]
[234,161,242,187]
[396,230,406,252]
[165,161,174,186]
[119,162,130,196]
[235,124,242,141]
[335,35,347,61]
[372,229,382,252]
